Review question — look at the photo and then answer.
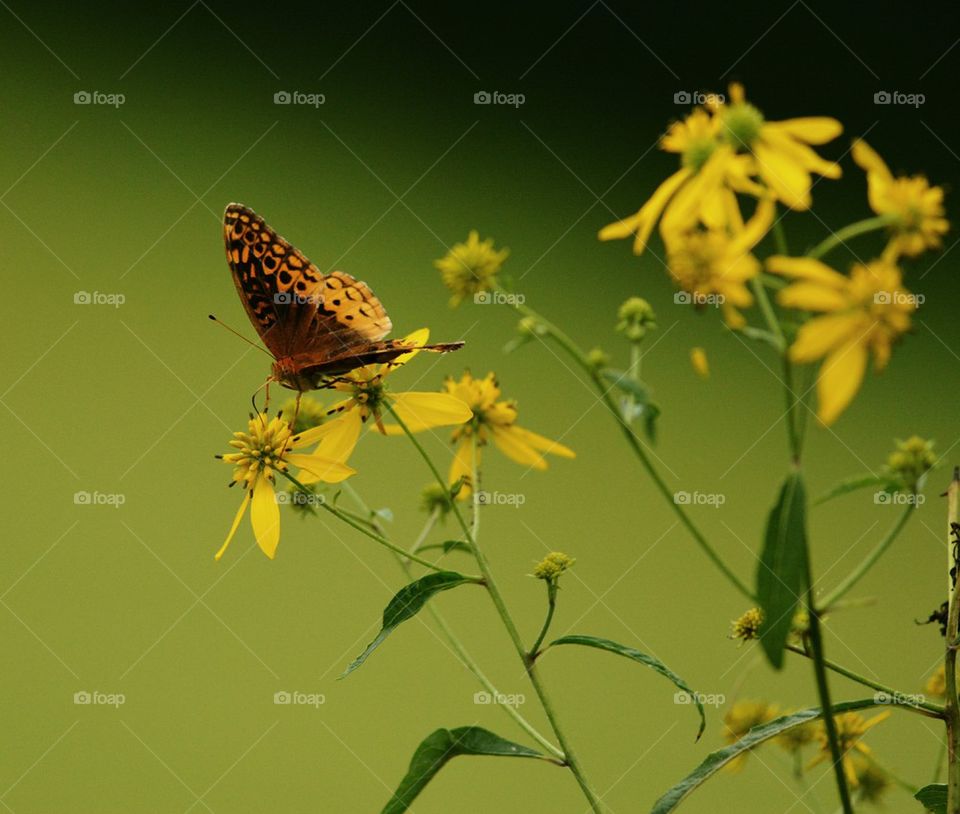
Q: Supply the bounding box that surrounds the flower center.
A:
[682,137,717,172]
[721,103,764,150]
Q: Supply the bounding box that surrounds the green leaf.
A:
[342,572,477,677]
[382,726,547,813]
[601,370,660,442]
[549,634,705,740]
[915,784,948,813]
[419,540,472,555]
[815,473,892,506]
[602,369,652,402]
[756,472,808,670]
[651,698,891,813]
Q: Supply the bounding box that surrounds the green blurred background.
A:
[1,1,958,811]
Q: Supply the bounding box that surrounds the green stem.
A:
[385,403,605,812]
[944,469,960,814]
[806,215,895,261]
[529,581,558,658]
[819,504,916,610]
[502,292,753,601]
[786,644,944,718]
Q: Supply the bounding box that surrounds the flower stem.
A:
[529,581,558,658]
[502,291,753,600]
[806,215,895,261]
[385,403,606,811]
[819,504,916,610]
[785,643,945,718]
[944,468,960,814]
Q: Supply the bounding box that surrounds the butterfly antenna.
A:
[208,315,273,358]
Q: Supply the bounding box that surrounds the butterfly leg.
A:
[278,391,302,457]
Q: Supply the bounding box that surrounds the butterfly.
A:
[223,203,463,392]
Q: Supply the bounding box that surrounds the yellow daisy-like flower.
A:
[441,371,575,499]
[300,329,473,472]
[808,710,890,788]
[599,108,763,254]
[717,82,843,211]
[215,412,356,561]
[435,231,510,306]
[664,197,775,328]
[768,256,917,425]
[852,139,949,258]
[722,700,779,771]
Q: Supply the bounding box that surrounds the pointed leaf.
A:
[382,726,547,813]
[549,634,705,740]
[815,473,892,506]
[915,783,947,813]
[342,571,477,677]
[601,369,652,402]
[651,698,895,813]
[756,472,808,669]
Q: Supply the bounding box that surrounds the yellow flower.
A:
[852,139,949,258]
[435,231,510,306]
[774,715,817,754]
[808,710,890,788]
[717,82,842,210]
[885,435,936,489]
[730,607,763,642]
[441,372,575,499]
[301,329,473,472]
[664,197,775,328]
[215,412,355,561]
[723,700,779,771]
[599,108,762,254]
[533,552,575,582]
[768,256,916,425]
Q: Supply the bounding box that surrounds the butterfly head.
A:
[271,357,318,392]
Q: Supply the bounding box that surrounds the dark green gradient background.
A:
[1,2,958,812]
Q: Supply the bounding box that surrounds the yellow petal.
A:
[754,142,812,210]
[449,437,476,500]
[778,283,848,312]
[508,425,575,459]
[816,338,868,425]
[250,478,281,559]
[789,313,862,363]
[765,117,842,145]
[386,328,430,370]
[491,426,547,470]
[599,168,691,254]
[690,347,709,378]
[315,409,363,464]
[287,453,356,484]
[730,196,775,254]
[291,413,351,448]
[387,392,473,433]
[767,256,847,287]
[215,491,251,561]
[851,139,892,183]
